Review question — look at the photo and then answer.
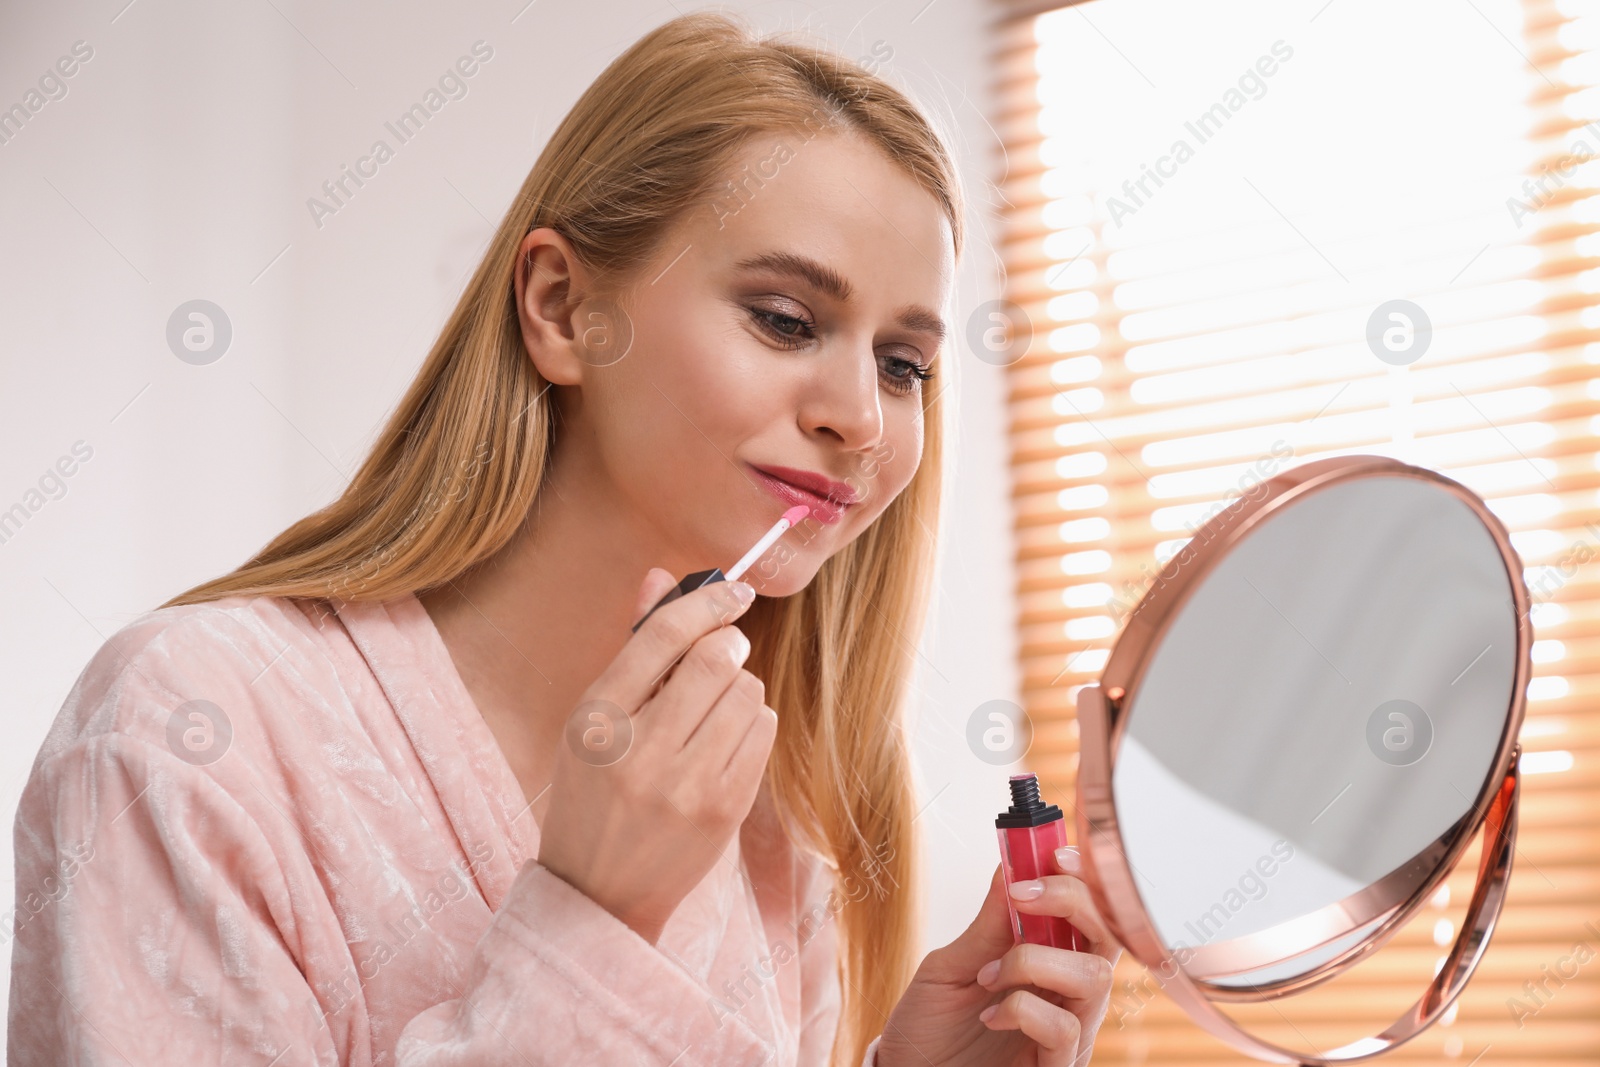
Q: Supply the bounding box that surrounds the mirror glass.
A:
[1110,474,1518,984]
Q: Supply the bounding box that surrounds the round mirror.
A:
[1075,455,1529,1063]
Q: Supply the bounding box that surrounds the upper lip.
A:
[749,464,861,506]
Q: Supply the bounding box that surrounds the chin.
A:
[743,559,821,600]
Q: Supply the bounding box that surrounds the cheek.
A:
[620,292,770,435]
[881,405,925,494]
[585,302,795,554]
[849,404,924,519]
[601,316,755,463]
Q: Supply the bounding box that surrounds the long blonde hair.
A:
[163,12,962,1064]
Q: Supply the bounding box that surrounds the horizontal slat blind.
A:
[990,0,1600,1060]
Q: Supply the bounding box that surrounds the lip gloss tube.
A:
[995,772,1084,952]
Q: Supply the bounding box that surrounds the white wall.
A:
[0,0,1019,1028]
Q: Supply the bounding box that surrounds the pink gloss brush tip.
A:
[781,505,810,525]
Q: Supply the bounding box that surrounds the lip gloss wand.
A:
[631,505,811,632]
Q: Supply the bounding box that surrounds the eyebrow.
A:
[733,251,947,346]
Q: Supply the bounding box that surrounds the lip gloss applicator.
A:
[631,504,811,633]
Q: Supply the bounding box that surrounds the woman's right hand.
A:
[535,568,778,945]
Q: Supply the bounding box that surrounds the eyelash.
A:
[748,307,935,395]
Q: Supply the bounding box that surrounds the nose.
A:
[797,337,884,453]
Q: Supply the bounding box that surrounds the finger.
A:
[601,579,755,712]
[978,942,1112,1005]
[981,988,1083,1067]
[630,571,685,701]
[922,864,1020,984]
[682,668,765,768]
[640,625,752,748]
[1010,874,1114,948]
[720,700,778,795]
[632,568,681,621]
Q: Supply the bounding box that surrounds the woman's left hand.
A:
[875,848,1121,1067]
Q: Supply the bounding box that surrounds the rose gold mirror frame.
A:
[1074,455,1531,1064]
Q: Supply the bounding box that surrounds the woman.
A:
[9,12,1119,1066]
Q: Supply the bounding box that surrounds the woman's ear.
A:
[513,227,589,386]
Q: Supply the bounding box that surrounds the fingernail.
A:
[976,958,1001,986]
[728,581,755,607]
[1055,846,1081,875]
[732,627,751,663]
[979,1004,997,1024]
[1008,879,1043,901]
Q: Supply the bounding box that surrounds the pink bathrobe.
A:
[8,593,884,1066]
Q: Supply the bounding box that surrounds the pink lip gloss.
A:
[995,772,1084,952]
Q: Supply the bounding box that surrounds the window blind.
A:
[989,0,1600,1060]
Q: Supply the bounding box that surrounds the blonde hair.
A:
[164,12,962,1064]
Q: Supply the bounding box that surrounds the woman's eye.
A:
[750,307,814,346]
[750,306,934,393]
[881,354,934,394]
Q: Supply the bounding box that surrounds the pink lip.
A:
[748,464,858,525]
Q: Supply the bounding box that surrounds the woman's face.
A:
[525,127,955,597]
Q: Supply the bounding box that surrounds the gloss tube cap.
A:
[630,568,725,633]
